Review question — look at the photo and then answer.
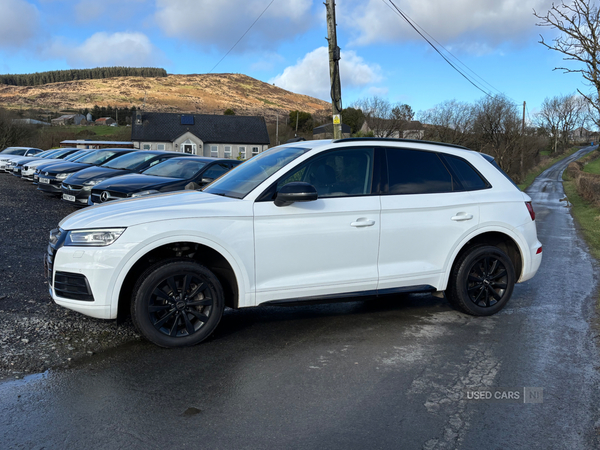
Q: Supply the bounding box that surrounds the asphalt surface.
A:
[1,147,600,449]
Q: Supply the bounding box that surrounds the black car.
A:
[11,148,84,178]
[30,149,95,183]
[61,150,184,207]
[37,148,134,195]
[89,157,242,205]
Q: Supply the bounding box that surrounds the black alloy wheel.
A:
[132,259,224,347]
[447,245,516,316]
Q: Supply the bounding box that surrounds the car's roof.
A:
[165,156,232,162]
[279,138,483,160]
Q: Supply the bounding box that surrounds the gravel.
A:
[0,171,139,381]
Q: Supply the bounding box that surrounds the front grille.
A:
[54,272,94,301]
[91,190,127,203]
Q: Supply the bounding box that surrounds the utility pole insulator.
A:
[325,0,343,140]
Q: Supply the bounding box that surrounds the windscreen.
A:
[203,146,311,199]
[1,147,26,155]
[143,159,207,178]
[103,152,159,170]
[75,150,119,165]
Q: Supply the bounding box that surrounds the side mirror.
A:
[274,182,318,207]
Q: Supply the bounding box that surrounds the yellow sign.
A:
[333,114,341,125]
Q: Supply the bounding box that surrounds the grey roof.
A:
[313,123,351,134]
[131,112,270,145]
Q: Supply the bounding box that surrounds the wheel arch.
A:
[441,229,524,290]
[113,238,245,322]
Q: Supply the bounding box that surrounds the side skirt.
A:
[258,285,436,307]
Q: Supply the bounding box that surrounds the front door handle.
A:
[351,218,376,227]
[451,212,473,221]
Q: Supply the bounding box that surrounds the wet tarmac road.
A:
[1,148,599,449]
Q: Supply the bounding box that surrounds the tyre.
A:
[131,259,225,348]
[446,245,515,316]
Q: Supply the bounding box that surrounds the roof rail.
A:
[332,137,470,151]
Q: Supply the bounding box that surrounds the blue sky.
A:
[0,0,590,121]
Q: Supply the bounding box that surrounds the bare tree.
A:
[418,100,474,146]
[537,94,588,151]
[471,95,523,175]
[352,96,413,138]
[534,1,600,122]
[0,109,31,150]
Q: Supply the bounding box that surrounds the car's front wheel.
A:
[447,245,516,316]
[131,259,224,348]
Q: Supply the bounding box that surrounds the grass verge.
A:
[518,147,580,190]
[562,178,600,261]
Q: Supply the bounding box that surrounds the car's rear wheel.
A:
[131,259,224,348]
[447,245,515,316]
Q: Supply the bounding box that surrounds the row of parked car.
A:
[0,146,243,207]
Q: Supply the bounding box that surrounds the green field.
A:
[582,157,600,175]
[40,125,132,140]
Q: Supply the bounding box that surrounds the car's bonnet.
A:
[59,190,242,229]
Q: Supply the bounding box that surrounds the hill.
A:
[0,73,330,122]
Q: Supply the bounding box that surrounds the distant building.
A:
[12,118,51,126]
[95,117,116,126]
[312,123,352,139]
[59,140,134,149]
[131,112,270,159]
[51,114,86,126]
[360,120,425,140]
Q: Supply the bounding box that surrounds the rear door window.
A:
[385,148,453,194]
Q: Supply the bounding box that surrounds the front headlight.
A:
[55,173,70,180]
[83,178,106,186]
[129,190,159,198]
[64,228,126,246]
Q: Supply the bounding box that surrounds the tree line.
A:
[0,67,167,87]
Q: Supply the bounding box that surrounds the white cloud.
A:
[338,0,553,51]
[270,46,382,100]
[155,0,316,51]
[48,32,164,67]
[74,0,106,22]
[0,0,40,48]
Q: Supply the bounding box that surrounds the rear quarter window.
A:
[441,154,490,191]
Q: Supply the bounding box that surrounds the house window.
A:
[252,146,259,157]
[238,146,246,160]
[224,146,232,158]
[157,144,165,151]
[211,145,219,157]
[142,144,151,150]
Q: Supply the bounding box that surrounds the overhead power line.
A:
[384,0,495,98]
[208,0,277,74]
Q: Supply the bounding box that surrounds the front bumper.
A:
[37,176,65,194]
[61,183,92,207]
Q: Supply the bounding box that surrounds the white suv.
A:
[46,139,542,347]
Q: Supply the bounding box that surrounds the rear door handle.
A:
[351,218,376,227]
[451,213,473,221]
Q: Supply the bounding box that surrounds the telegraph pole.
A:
[325,0,342,139]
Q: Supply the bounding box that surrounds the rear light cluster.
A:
[525,202,535,221]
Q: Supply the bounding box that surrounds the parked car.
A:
[61,151,185,207]
[26,150,94,183]
[9,148,84,178]
[37,149,134,195]
[88,157,241,205]
[46,138,542,348]
[0,147,44,172]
